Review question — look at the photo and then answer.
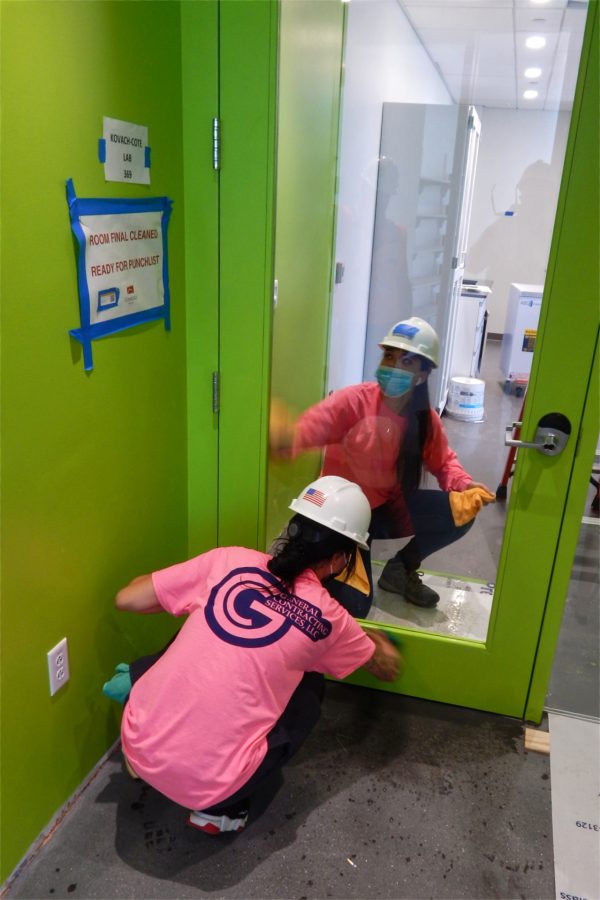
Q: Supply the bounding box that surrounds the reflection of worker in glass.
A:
[103,476,400,835]
[271,318,494,616]
[467,159,556,292]
[369,156,413,323]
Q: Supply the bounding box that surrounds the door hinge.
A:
[467,113,474,130]
[451,255,459,268]
[212,371,220,413]
[212,117,220,171]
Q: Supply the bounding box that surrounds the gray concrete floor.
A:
[5,338,595,899]
[6,683,554,900]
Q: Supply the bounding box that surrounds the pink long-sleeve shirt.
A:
[293,382,472,530]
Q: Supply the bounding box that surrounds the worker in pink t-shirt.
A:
[107,476,399,836]
[271,318,494,613]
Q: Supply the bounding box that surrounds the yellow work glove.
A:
[449,486,496,526]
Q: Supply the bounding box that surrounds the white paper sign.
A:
[80,212,164,324]
[102,117,150,185]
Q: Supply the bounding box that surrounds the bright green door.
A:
[341,2,599,718]
[268,0,598,720]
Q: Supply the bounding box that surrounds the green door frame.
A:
[525,332,599,721]
[182,0,220,556]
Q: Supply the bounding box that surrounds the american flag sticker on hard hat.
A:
[303,487,326,507]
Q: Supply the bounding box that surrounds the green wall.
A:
[0,1,190,881]
[266,0,346,544]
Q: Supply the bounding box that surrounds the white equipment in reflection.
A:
[449,281,490,379]
[500,283,543,391]
[446,376,486,423]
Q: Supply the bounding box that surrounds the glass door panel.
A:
[323,0,590,653]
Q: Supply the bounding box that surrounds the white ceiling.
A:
[396,0,588,110]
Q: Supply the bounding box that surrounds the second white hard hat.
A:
[379,317,440,368]
[288,475,371,550]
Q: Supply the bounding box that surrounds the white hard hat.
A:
[379,317,440,368]
[289,476,371,550]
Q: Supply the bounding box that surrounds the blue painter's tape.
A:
[98,138,106,163]
[504,210,514,216]
[392,323,419,339]
[145,146,151,168]
[66,179,173,370]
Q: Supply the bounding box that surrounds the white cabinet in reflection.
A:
[363,102,481,410]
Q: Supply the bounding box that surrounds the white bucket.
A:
[446,376,485,423]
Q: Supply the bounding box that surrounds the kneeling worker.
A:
[105,476,400,835]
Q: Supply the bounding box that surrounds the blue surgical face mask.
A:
[375,365,415,398]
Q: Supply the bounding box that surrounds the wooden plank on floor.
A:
[524,727,551,754]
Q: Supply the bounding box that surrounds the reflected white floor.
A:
[367,558,494,642]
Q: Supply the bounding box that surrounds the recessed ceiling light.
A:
[526,35,547,49]
[523,90,539,99]
[525,67,543,78]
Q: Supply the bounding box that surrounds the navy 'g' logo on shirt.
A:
[204,567,332,648]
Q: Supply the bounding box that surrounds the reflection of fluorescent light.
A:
[525,67,542,78]
[526,35,546,49]
[523,90,539,99]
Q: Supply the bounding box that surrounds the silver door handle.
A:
[504,413,571,456]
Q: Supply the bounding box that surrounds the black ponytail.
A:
[397,360,433,492]
[268,514,356,591]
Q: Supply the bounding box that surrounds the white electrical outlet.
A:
[47,637,70,696]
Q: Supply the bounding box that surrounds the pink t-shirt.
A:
[121,547,374,810]
[293,382,472,511]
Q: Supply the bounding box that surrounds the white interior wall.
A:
[327,0,451,392]
[464,107,571,335]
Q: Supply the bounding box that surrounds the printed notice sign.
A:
[66,179,172,371]
[100,117,150,185]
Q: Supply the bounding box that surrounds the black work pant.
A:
[324,489,473,617]
[128,646,324,816]
[202,672,324,817]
